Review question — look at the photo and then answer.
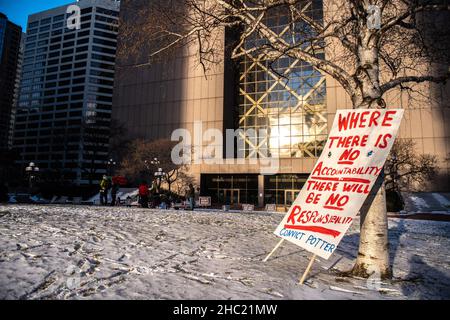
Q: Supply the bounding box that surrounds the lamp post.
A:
[106,158,116,176]
[145,157,165,192]
[150,157,160,167]
[25,162,40,194]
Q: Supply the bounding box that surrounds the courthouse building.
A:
[113,0,450,208]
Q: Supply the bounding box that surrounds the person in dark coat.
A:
[110,181,119,206]
[186,183,195,210]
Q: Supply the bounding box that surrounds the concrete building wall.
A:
[113,1,224,145]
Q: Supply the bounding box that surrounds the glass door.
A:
[225,189,240,204]
[284,189,301,208]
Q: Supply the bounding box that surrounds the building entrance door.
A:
[284,189,301,208]
[221,189,240,204]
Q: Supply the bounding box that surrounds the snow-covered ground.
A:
[402,192,450,214]
[0,204,449,300]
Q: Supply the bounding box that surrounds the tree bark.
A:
[351,172,391,279]
[350,97,391,280]
[349,27,391,277]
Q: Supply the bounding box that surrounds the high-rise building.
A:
[0,13,22,150]
[10,33,26,149]
[13,0,120,185]
[113,0,449,208]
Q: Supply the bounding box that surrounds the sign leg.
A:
[263,238,284,262]
[299,254,317,285]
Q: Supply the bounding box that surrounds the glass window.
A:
[40,25,50,32]
[39,32,50,39]
[64,33,76,40]
[237,1,327,159]
[49,44,61,51]
[52,22,64,29]
[96,7,119,17]
[53,14,65,22]
[26,41,36,48]
[28,21,39,28]
[52,29,62,36]
[81,7,93,14]
[41,17,51,25]
[48,51,59,58]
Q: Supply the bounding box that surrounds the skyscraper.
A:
[0,13,22,150]
[10,33,26,149]
[13,0,120,185]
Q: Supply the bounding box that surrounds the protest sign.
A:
[242,204,255,211]
[273,109,404,260]
[199,196,211,207]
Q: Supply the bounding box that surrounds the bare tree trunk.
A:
[350,76,391,278]
[352,172,391,279]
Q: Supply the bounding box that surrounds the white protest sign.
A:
[274,109,404,259]
[199,196,211,207]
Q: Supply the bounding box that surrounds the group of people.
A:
[137,181,197,210]
[100,176,198,210]
[99,175,120,206]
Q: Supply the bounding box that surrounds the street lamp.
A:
[25,162,40,193]
[144,157,165,192]
[150,158,160,166]
[106,158,117,176]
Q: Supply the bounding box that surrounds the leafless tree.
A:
[119,139,191,192]
[120,0,450,278]
[385,138,438,193]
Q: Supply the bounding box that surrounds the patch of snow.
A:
[431,193,450,208]
[409,196,429,211]
[329,286,363,295]
[0,204,449,300]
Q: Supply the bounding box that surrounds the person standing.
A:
[110,181,119,206]
[187,183,195,211]
[125,196,132,207]
[138,181,149,208]
[99,175,109,206]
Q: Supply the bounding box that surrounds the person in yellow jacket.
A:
[99,175,110,205]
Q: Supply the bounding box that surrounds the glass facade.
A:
[200,174,308,207]
[0,18,6,61]
[264,174,308,207]
[201,174,259,205]
[237,0,327,159]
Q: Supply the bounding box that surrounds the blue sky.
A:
[0,0,73,31]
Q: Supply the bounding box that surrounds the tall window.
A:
[238,0,327,159]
